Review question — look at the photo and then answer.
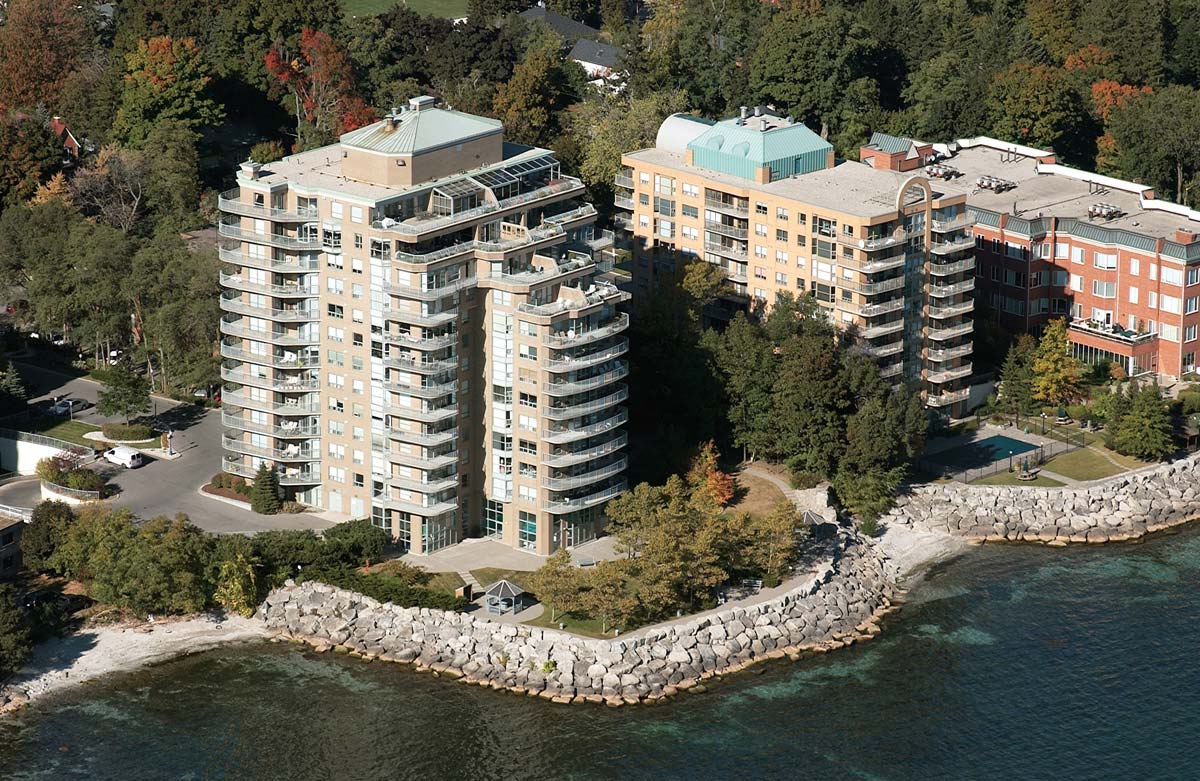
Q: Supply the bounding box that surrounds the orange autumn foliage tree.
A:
[0,0,90,111]
[686,440,735,508]
[1090,80,1153,122]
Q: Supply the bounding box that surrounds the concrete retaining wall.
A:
[0,437,70,476]
[259,533,895,705]
[883,452,1200,543]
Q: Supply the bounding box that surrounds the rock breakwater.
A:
[259,533,895,705]
[884,453,1200,544]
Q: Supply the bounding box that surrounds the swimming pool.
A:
[925,435,1038,469]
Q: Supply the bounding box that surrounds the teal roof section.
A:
[686,116,833,183]
[340,106,502,156]
[866,132,915,155]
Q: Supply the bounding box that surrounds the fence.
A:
[0,426,90,455]
[918,438,1080,484]
[40,479,102,503]
[971,411,1093,449]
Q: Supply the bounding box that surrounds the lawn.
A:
[726,469,789,518]
[343,0,469,18]
[470,568,536,592]
[369,560,465,594]
[426,571,466,594]
[1041,447,1130,481]
[973,471,1065,487]
[524,609,615,639]
[22,418,101,448]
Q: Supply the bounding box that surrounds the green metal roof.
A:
[866,132,915,155]
[686,117,832,182]
[340,107,502,156]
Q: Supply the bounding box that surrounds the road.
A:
[0,359,335,535]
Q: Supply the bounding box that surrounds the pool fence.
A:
[917,438,1080,483]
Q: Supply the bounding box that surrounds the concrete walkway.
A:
[402,537,545,573]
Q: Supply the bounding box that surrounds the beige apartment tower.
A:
[218,97,626,555]
[617,112,975,416]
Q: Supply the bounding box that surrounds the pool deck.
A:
[923,424,1078,482]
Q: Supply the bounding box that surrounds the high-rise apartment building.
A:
[616,110,975,416]
[218,97,627,555]
[939,136,1200,380]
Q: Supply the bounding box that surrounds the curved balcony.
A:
[376,494,459,517]
[218,189,318,222]
[931,214,972,233]
[929,257,976,276]
[384,355,458,375]
[223,457,320,485]
[220,343,319,369]
[222,389,319,415]
[930,237,974,256]
[856,298,904,318]
[544,456,627,491]
[544,386,628,421]
[613,195,634,210]
[928,300,975,319]
[926,388,970,407]
[382,305,459,328]
[384,276,475,301]
[220,297,317,322]
[858,230,909,250]
[222,412,319,438]
[543,481,627,514]
[384,331,458,350]
[385,473,459,494]
[704,241,748,259]
[926,363,973,384]
[218,248,317,274]
[880,362,903,379]
[385,404,459,423]
[926,342,973,362]
[386,449,458,470]
[219,272,318,298]
[222,435,319,462]
[543,408,628,445]
[929,279,975,298]
[863,320,904,339]
[544,363,629,396]
[220,317,318,346]
[863,340,904,358]
[543,433,628,467]
[546,338,628,372]
[843,276,905,296]
[545,314,629,347]
[384,377,457,400]
[927,322,973,341]
[218,223,319,250]
[861,253,906,273]
[221,367,320,392]
[386,427,458,447]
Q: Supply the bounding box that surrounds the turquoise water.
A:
[926,434,1038,468]
[3,527,1200,779]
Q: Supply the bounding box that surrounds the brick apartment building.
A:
[218,97,626,555]
[616,110,976,416]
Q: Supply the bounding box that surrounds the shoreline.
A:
[0,614,269,714]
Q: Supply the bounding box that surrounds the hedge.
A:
[101,422,155,441]
[298,567,468,612]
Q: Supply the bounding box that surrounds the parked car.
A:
[103,446,144,469]
[48,397,89,416]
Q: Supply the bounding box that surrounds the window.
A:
[518,462,536,477]
[1161,295,1182,314]
[755,202,768,215]
[1161,323,1180,342]
[327,254,343,270]
[796,212,807,225]
[776,229,788,242]
[519,392,537,409]
[1092,280,1116,298]
[519,439,536,455]
[327,372,344,389]
[1189,268,1200,286]
[1129,286,1139,304]
[1187,325,1198,342]
[1055,242,1069,258]
[518,344,538,360]
[352,333,363,347]
[352,308,363,324]
[682,183,699,197]
[638,193,649,205]
[1094,252,1117,270]
[328,443,345,459]
[518,414,537,431]
[1150,263,1158,281]
[518,320,537,337]
[353,473,365,487]
[681,204,698,218]
[1162,266,1184,286]
[327,467,345,483]
[331,202,343,219]
[351,206,363,224]
[1188,296,1199,314]
[518,485,537,502]
[1130,257,1140,275]
[1071,247,1084,264]
[518,511,537,549]
[1070,274,1083,292]
[842,223,853,237]
[328,420,344,436]
[681,225,699,241]
[326,278,343,295]
[775,250,788,264]
[352,379,365,395]
[1149,291,1158,309]
[754,244,767,258]
[1052,270,1068,286]
[354,233,362,249]
[329,398,343,412]
[327,349,344,366]
[755,223,767,236]
[815,217,836,237]
[754,266,766,279]
[775,272,787,284]
[327,304,344,320]
[776,207,788,220]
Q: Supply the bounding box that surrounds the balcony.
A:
[543,204,598,227]
[384,331,458,350]
[843,276,905,295]
[218,189,318,221]
[926,388,971,407]
[546,338,629,372]
[218,248,317,274]
[222,435,318,462]
[927,322,973,341]
[222,389,319,415]
[372,177,585,238]
[704,241,747,259]
[542,433,628,467]
[220,296,317,322]
[384,377,457,399]
[703,196,749,216]
[219,272,318,298]
[861,253,906,273]
[543,481,627,514]
[376,494,459,517]
[386,449,458,470]
[931,214,973,233]
[517,280,626,318]
[926,363,973,384]
[928,300,975,319]
[386,427,458,447]
[219,317,317,346]
[220,343,319,369]
[544,364,629,395]
[1068,319,1158,346]
[544,456,628,491]
[863,340,904,358]
[544,386,628,421]
[386,473,459,494]
[613,174,634,189]
[856,298,904,318]
[223,457,320,484]
[384,276,475,301]
[930,237,974,256]
[613,195,634,211]
[220,367,319,392]
[222,412,319,438]
[385,403,459,423]
[218,223,319,250]
[543,408,628,445]
[704,219,749,239]
[858,230,908,250]
[929,279,975,298]
[927,342,973,362]
[382,305,459,328]
[929,257,976,276]
[384,355,458,375]
[863,320,905,339]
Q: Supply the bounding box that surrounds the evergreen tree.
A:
[250,463,282,515]
[1031,319,1084,406]
[0,360,27,412]
[0,584,33,678]
[999,334,1037,413]
[1111,383,1175,460]
[112,36,224,147]
[19,500,75,573]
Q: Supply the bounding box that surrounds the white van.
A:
[103,446,144,469]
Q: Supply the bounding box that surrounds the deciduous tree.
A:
[266,28,374,150]
[749,500,801,585]
[95,363,151,423]
[19,500,75,573]
[213,553,260,617]
[0,0,92,110]
[0,115,61,204]
[1031,319,1084,406]
[111,36,224,147]
[528,548,583,621]
[0,584,32,677]
[581,560,635,633]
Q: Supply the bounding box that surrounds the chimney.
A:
[740,106,749,120]
[239,159,262,180]
[753,106,763,117]
[1177,227,1198,245]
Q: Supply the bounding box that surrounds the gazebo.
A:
[483,579,526,615]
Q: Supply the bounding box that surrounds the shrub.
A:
[790,471,823,489]
[0,584,33,677]
[278,500,307,514]
[64,469,105,493]
[322,519,388,567]
[858,517,880,537]
[298,568,467,611]
[35,455,69,485]
[20,500,76,572]
[101,422,154,441]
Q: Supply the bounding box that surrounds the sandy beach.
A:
[0,614,269,714]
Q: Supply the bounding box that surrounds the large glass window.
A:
[518,511,537,550]
[484,499,504,538]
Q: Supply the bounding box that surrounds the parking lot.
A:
[0,360,335,534]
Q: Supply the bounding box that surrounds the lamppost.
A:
[1008,450,1014,472]
[1041,412,1047,434]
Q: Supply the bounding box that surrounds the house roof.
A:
[518,5,599,40]
[864,131,922,155]
[569,38,619,70]
[339,105,502,156]
[483,579,525,599]
[685,113,834,181]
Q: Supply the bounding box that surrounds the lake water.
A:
[3,527,1200,780]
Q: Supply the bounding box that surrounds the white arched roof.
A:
[655,113,715,155]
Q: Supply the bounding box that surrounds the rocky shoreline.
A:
[883,453,1200,544]
[259,531,898,706]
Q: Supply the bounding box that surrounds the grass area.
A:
[470,568,536,592]
[426,571,467,594]
[727,470,788,518]
[974,471,1065,487]
[369,560,466,594]
[524,609,615,639]
[1041,447,1128,481]
[343,0,468,18]
[23,418,101,448]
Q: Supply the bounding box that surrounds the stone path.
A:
[742,463,836,522]
[1037,468,1081,486]
[459,570,483,592]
